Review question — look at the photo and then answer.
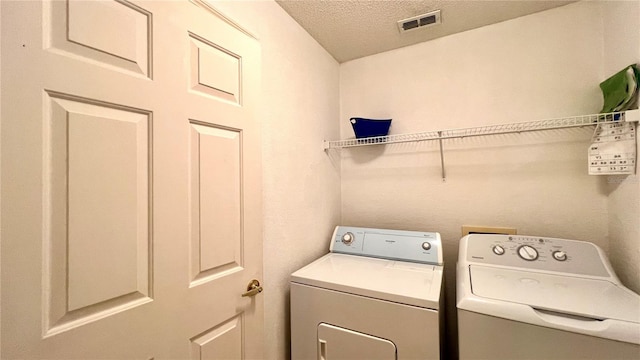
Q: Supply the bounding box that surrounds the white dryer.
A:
[457,234,640,359]
[291,226,444,359]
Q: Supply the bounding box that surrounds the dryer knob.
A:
[422,242,431,251]
[341,232,354,245]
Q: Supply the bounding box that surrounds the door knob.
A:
[241,279,263,297]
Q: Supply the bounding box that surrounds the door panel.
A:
[44,92,153,336]
[189,32,241,103]
[189,122,243,285]
[46,0,151,77]
[191,315,243,360]
[1,0,262,358]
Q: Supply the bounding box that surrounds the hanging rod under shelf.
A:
[323,110,640,151]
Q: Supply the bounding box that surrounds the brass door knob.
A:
[242,279,263,297]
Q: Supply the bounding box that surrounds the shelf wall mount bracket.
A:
[438,131,446,182]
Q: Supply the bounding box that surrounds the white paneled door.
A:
[1,0,263,358]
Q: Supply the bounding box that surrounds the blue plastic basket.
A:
[350,117,392,138]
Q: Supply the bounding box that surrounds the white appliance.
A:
[457,234,640,359]
[291,226,444,359]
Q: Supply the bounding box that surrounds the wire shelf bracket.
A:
[324,110,640,181]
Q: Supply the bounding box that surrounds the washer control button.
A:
[492,245,505,255]
[552,250,567,261]
[422,242,431,251]
[517,245,539,261]
[341,232,354,245]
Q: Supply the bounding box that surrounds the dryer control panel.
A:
[462,234,611,277]
[330,226,443,265]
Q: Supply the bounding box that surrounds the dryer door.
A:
[317,323,397,360]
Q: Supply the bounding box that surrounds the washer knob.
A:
[553,250,567,261]
[422,242,431,251]
[492,245,505,255]
[517,245,539,261]
[341,232,354,245]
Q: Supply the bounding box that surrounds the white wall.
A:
[206,2,341,359]
[603,0,640,294]
[339,1,622,357]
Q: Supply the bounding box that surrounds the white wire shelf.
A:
[323,110,640,150]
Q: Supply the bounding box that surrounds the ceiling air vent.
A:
[397,10,441,33]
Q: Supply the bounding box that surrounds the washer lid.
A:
[291,253,443,309]
[470,265,640,323]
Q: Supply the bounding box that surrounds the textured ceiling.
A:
[276,0,575,63]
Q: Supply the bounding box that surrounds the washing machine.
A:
[290,226,444,359]
[457,234,640,359]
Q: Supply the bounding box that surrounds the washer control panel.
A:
[330,226,443,265]
[464,234,609,277]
